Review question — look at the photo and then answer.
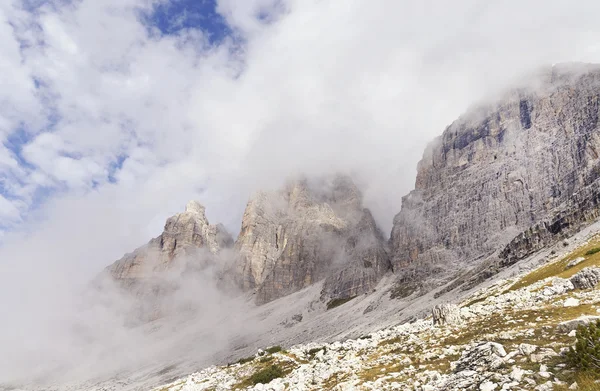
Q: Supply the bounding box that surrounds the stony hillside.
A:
[151,231,600,391]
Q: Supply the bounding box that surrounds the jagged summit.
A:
[234,175,391,304]
[107,200,233,281]
[184,200,206,215]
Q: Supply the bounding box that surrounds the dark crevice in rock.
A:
[519,99,532,129]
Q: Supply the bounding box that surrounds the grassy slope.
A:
[510,235,600,291]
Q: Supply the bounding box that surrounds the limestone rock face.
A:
[107,200,233,282]
[234,175,391,304]
[391,63,600,277]
[432,303,461,326]
[570,267,600,290]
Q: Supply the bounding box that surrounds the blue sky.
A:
[0,0,235,233]
[145,0,231,43]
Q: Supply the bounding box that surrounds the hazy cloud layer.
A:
[2,0,600,385]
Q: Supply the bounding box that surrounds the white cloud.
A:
[2,0,600,385]
[0,194,22,222]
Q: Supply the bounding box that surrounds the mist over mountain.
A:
[3,1,600,391]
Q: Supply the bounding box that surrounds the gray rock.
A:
[107,200,233,281]
[570,267,600,289]
[234,175,391,304]
[518,343,538,356]
[530,348,558,363]
[566,257,586,269]
[432,303,461,326]
[390,63,600,287]
[454,342,507,373]
[557,316,600,332]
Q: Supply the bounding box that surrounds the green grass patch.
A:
[248,365,284,385]
[567,320,600,373]
[265,345,283,354]
[326,296,356,310]
[585,247,600,256]
[234,362,296,389]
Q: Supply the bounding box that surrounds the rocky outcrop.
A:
[500,178,600,266]
[391,63,600,280]
[453,342,507,373]
[107,200,233,283]
[432,303,461,326]
[234,175,391,304]
[570,267,600,290]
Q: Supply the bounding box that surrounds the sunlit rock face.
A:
[234,175,391,304]
[107,201,233,281]
[391,63,600,277]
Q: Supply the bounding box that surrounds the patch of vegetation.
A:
[322,372,350,389]
[508,236,600,291]
[358,334,372,340]
[586,247,600,256]
[567,320,600,372]
[443,303,597,347]
[326,296,356,310]
[307,346,326,358]
[234,355,255,365]
[247,365,284,385]
[265,345,283,354]
[233,359,297,390]
[259,356,274,363]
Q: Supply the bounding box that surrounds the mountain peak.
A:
[184,200,206,215]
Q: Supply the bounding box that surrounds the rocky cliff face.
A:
[390,63,600,280]
[500,178,600,266]
[234,176,391,304]
[107,200,233,284]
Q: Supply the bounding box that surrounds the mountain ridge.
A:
[43,62,600,391]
